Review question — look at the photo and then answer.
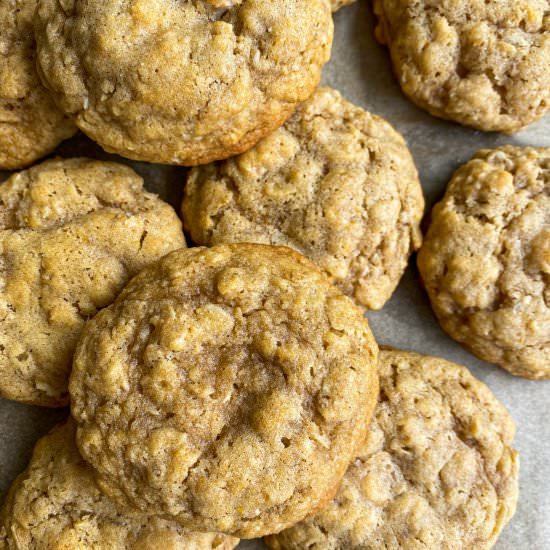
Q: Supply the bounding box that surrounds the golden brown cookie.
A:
[265,348,519,550]
[0,0,76,169]
[33,0,333,165]
[182,88,424,310]
[418,146,549,379]
[69,244,379,538]
[373,0,550,133]
[0,420,239,550]
[0,158,185,407]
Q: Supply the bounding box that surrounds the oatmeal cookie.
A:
[182,88,424,310]
[265,348,519,550]
[417,146,550,379]
[0,420,239,550]
[373,0,550,133]
[33,0,333,165]
[0,158,185,407]
[69,244,379,538]
[0,0,76,169]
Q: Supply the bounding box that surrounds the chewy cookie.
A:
[0,420,239,550]
[0,158,185,407]
[33,0,333,165]
[265,348,519,550]
[418,146,550,379]
[69,244,379,538]
[373,0,550,133]
[182,88,424,310]
[0,0,76,169]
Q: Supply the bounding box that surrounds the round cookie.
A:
[373,0,550,133]
[33,0,333,165]
[0,0,76,169]
[69,244,379,538]
[265,348,519,550]
[182,87,424,310]
[0,420,239,550]
[0,158,185,407]
[418,146,550,379]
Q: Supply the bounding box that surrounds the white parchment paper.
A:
[1,3,548,549]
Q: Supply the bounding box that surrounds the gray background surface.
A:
[1,2,549,548]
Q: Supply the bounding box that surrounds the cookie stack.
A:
[0,236,521,549]
[1,0,547,548]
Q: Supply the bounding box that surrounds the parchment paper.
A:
[1,3,548,548]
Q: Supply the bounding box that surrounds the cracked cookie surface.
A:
[69,244,379,538]
[0,420,239,550]
[265,348,519,550]
[0,0,76,169]
[182,88,424,310]
[33,0,333,165]
[0,158,185,407]
[373,0,550,133]
[418,146,550,379]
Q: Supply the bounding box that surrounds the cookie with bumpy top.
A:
[265,348,519,550]
[0,158,185,407]
[182,88,424,310]
[418,146,550,379]
[0,0,76,169]
[373,0,550,133]
[0,420,239,550]
[33,0,333,165]
[69,244,379,538]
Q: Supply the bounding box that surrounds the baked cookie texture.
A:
[0,420,239,550]
[265,349,519,550]
[373,0,550,133]
[69,244,379,538]
[0,0,76,169]
[182,88,424,310]
[0,158,185,407]
[418,146,550,379]
[33,0,333,165]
